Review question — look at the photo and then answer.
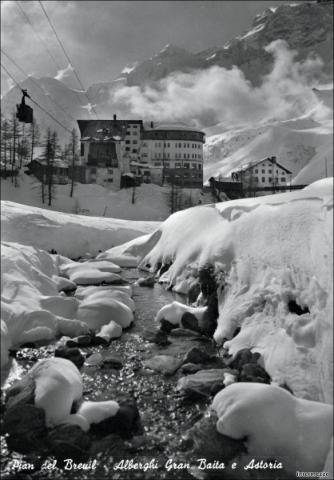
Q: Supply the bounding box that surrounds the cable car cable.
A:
[38,0,99,120]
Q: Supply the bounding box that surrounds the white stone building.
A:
[77,118,205,189]
[232,156,292,190]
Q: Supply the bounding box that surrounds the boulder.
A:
[89,399,142,439]
[136,276,155,287]
[177,369,231,397]
[5,374,36,410]
[159,319,177,333]
[96,320,122,342]
[101,354,123,370]
[226,348,261,371]
[3,404,47,454]
[143,355,182,375]
[180,363,203,375]
[141,327,170,346]
[183,347,212,365]
[76,335,92,347]
[54,346,85,369]
[183,409,246,477]
[169,328,201,338]
[181,312,201,332]
[239,363,271,384]
[48,424,91,462]
[85,352,104,367]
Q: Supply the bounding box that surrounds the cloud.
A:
[54,63,74,81]
[109,40,328,129]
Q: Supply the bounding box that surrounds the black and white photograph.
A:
[0,0,333,479]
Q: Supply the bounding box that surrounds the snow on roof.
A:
[146,122,200,132]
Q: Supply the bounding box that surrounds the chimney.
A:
[113,114,117,121]
[271,156,276,163]
[150,121,154,128]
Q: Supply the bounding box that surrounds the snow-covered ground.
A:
[100,179,333,404]
[1,200,158,258]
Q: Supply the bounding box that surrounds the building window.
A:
[80,143,84,156]
[90,167,96,173]
[254,177,259,183]
[281,171,285,175]
[133,140,137,144]
[107,178,113,183]
[132,149,137,153]
[142,153,148,157]
[262,177,265,183]
[281,178,286,182]
[125,147,130,151]
[154,162,161,166]
[125,140,130,144]
[179,143,182,148]
[268,169,272,174]
[262,169,265,173]
[108,168,113,174]
[268,178,272,183]
[254,169,258,173]
[184,163,190,168]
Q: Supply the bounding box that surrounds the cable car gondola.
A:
[16,89,33,123]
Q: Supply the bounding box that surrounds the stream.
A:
[1,268,217,480]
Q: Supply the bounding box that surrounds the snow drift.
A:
[1,241,135,365]
[1,201,158,258]
[100,179,333,403]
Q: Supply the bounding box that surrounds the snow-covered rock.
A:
[68,268,123,286]
[96,321,122,341]
[155,301,206,326]
[1,242,90,362]
[77,400,120,426]
[212,383,333,474]
[29,357,83,427]
[77,297,133,330]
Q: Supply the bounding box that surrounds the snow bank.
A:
[1,242,89,357]
[212,383,333,474]
[1,201,158,258]
[1,242,135,366]
[102,181,333,403]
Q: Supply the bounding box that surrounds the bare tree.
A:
[1,117,11,175]
[10,112,20,185]
[69,128,78,198]
[30,118,40,164]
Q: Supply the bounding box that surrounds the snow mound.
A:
[77,295,133,330]
[1,201,158,258]
[155,301,206,326]
[212,383,333,474]
[68,268,122,286]
[30,357,83,427]
[103,182,333,402]
[1,242,90,362]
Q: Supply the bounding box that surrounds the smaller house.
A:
[231,156,292,191]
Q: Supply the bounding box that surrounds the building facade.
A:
[231,156,292,191]
[76,118,205,189]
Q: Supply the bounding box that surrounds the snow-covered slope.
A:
[100,179,333,403]
[1,174,171,221]
[1,200,158,258]
[204,87,333,183]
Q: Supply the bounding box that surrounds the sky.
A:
[1,0,290,94]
